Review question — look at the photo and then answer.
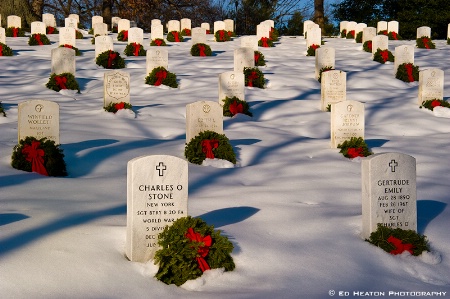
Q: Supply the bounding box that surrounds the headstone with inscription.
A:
[7,15,21,28]
[315,46,335,80]
[151,24,164,41]
[104,70,131,107]
[346,21,357,36]
[191,27,207,45]
[304,20,315,37]
[186,101,223,143]
[42,13,56,27]
[167,20,180,33]
[330,100,364,148]
[51,47,76,75]
[418,69,444,104]
[417,26,431,38]
[126,155,188,262]
[256,23,271,40]
[224,19,234,32]
[306,27,321,48]
[361,153,417,239]
[372,35,388,57]
[59,27,76,47]
[128,27,143,45]
[65,18,77,29]
[362,27,376,44]
[180,18,191,31]
[118,19,131,34]
[240,35,258,51]
[394,45,414,75]
[68,14,79,24]
[219,71,245,105]
[18,100,60,144]
[31,21,46,35]
[339,21,348,37]
[95,35,114,58]
[234,47,255,73]
[213,21,225,36]
[355,23,367,38]
[92,16,103,28]
[151,19,161,27]
[321,70,346,111]
[201,23,210,33]
[93,23,108,36]
[388,21,399,34]
[146,48,168,74]
[377,21,387,33]
[0,28,5,44]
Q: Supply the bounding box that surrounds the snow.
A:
[1,32,450,299]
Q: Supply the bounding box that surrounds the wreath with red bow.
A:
[244,67,265,88]
[258,37,274,47]
[318,66,334,83]
[96,50,126,69]
[0,42,14,56]
[184,130,236,165]
[46,26,58,34]
[59,44,82,56]
[214,30,231,42]
[11,136,67,177]
[346,30,355,39]
[124,42,146,56]
[117,30,128,42]
[396,63,419,83]
[150,38,167,46]
[270,27,279,41]
[28,34,51,46]
[340,29,347,38]
[190,43,212,56]
[181,28,191,36]
[145,66,178,88]
[363,40,372,53]
[355,31,363,43]
[373,48,394,64]
[416,36,435,49]
[254,50,266,66]
[167,31,184,42]
[6,27,25,37]
[46,72,80,93]
[337,137,372,159]
[388,31,401,40]
[420,99,450,111]
[104,101,133,113]
[307,44,320,56]
[366,224,429,256]
[222,96,252,117]
[154,216,235,286]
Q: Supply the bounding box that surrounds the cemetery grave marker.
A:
[92,16,103,28]
[42,13,56,28]
[306,27,321,48]
[330,100,364,148]
[219,71,245,105]
[388,21,399,34]
[18,100,60,144]
[372,35,388,57]
[186,101,223,143]
[191,27,207,45]
[51,47,76,75]
[180,18,191,31]
[377,21,387,33]
[7,15,21,28]
[118,19,131,34]
[240,36,258,51]
[65,18,78,29]
[151,24,164,41]
[167,20,180,33]
[104,70,131,107]
[394,45,414,75]
[321,70,346,111]
[224,19,234,32]
[31,21,46,35]
[418,69,444,104]
[146,48,169,74]
[0,28,5,44]
[417,26,431,38]
[93,23,108,36]
[151,19,161,27]
[234,47,255,73]
[362,27,376,44]
[59,27,76,47]
[95,35,114,58]
[315,46,335,80]
[128,27,144,45]
[213,21,225,36]
[201,23,210,32]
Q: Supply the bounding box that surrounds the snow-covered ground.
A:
[1,31,450,299]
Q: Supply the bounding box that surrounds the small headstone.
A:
[151,19,161,27]
[191,27,207,45]
[126,155,188,262]
[128,27,143,45]
[118,19,131,34]
[417,26,431,38]
[394,45,414,75]
[362,27,376,43]
[92,16,104,28]
[95,35,114,58]
[59,27,76,47]
[51,47,76,75]
[418,69,444,104]
[306,27,321,48]
[167,20,180,33]
[112,17,121,29]
[388,21,399,34]
[180,18,191,31]
[330,100,364,148]
[224,19,234,32]
[18,100,60,144]
[321,70,346,111]
[93,23,108,36]
[42,13,56,27]
[315,46,335,80]
[65,18,78,29]
[377,21,387,33]
[213,21,225,36]
[262,20,274,28]
[256,23,271,40]
[151,24,164,40]
[0,28,5,44]
[339,21,348,36]
[304,20,316,37]
[104,70,131,107]
[346,21,357,36]
[355,23,367,38]
[68,14,80,24]
[186,101,223,143]
[448,24,450,40]
[361,153,417,239]
[240,36,258,51]
[371,35,388,57]
[201,23,210,32]
[146,48,168,74]
[234,47,255,73]
[218,71,245,105]
[7,15,21,28]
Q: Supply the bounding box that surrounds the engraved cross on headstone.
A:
[389,159,398,172]
[156,162,166,176]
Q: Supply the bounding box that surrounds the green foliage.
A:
[117,30,128,41]
[104,102,133,113]
[150,38,167,46]
[366,224,430,256]
[373,48,394,64]
[46,73,80,93]
[190,43,212,56]
[46,27,58,34]
[420,99,450,111]
[181,28,191,36]
[269,27,279,41]
[167,31,184,42]
[318,66,334,83]
[388,31,401,40]
[448,38,450,45]
[346,30,355,39]
[145,66,178,88]
[124,43,146,56]
[281,11,303,36]
[0,42,14,56]
[11,136,68,177]
[0,101,6,117]
[96,50,126,69]
[363,40,372,53]
[215,30,231,42]
[307,44,320,56]
[416,36,436,49]
[340,29,347,38]
[75,30,83,39]
[6,27,25,37]
[154,216,235,286]
[244,67,265,88]
[258,37,274,47]
[91,34,100,45]
[254,51,266,66]
[59,44,82,56]
[355,31,363,43]
[396,63,419,82]
[88,28,94,35]
[337,137,372,159]
[222,96,252,117]
[112,26,118,33]
[184,130,236,165]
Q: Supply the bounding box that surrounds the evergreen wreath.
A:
[222,96,252,117]
[340,29,347,38]
[254,50,266,66]
[150,38,167,46]
[366,224,430,256]
[117,30,128,41]
[270,27,279,41]
[363,40,372,53]
[46,72,80,93]
[244,67,265,88]
[6,27,25,37]
[181,28,191,36]
[228,30,236,38]
[420,99,450,111]
[337,137,372,159]
[395,63,419,82]
[104,101,133,113]
[124,43,146,56]
[190,43,212,56]
[307,44,320,56]
[355,31,363,43]
[447,38,450,45]
[258,37,274,47]
[318,66,334,83]
[373,48,394,64]
[154,216,235,286]
[88,28,94,35]
[416,36,435,49]
[145,66,178,88]
[75,30,83,39]
[11,136,68,177]
[91,34,99,44]
[0,42,14,56]
[46,26,58,34]
[28,34,51,46]
[59,44,82,56]
[346,30,355,39]
[167,31,184,42]
[0,101,6,116]
[214,30,231,42]
[96,50,126,69]
[388,31,401,40]
[112,26,118,33]
[184,130,236,165]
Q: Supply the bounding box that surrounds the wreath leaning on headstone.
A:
[396,63,419,82]
[337,137,372,159]
[346,30,355,39]
[145,66,178,88]
[340,29,347,38]
[154,216,235,286]
[355,31,363,43]
[254,51,266,66]
[366,224,430,256]
[124,43,146,56]
[59,44,82,56]
[104,101,133,113]
[388,31,401,40]
[373,48,394,64]
[181,28,191,36]
[184,130,236,165]
[307,44,320,56]
[28,34,51,46]
[46,26,58,34]
[190,43,212,56]
[96,50,126,69]
[420,99,450,111]
[258,37,274,47]
[269,27,279,41]
[363,40,372,53]
[244,67,265,88]
[46,72,80,93]
[11,136,68,177]
[117,30,128,41]
[0,42,14,56]
[0,101,6,117]
[318,66,334,83]
[214,30,231,42]
[150,38,167,46]
[6,27,25,37]
[167,31,184,42]
[222,96,252,117]
[416,36,435,49]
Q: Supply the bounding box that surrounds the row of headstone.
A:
[340,20,399,36]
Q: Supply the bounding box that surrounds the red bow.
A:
[184,29,191,36]
[0,44,3,56]
[219,30,224,41]
[115,102,125,111]
[347,147,364,158]
[154,70,167,86]
[107,50,117,68]
[122,30,128,41]
[431,100,441,108]
[206,30,210,34]
[387,236,414,255]
[405,63,414,82]
[381,50,389,62]
[367,41,372,51]
[132,42,140,56]
[201,139,219,159]
[247,71,259,87]
[391,32,398,40]
[13,28,19,37]
[22,141,48,176]
[34,34,43,45]
[422,37,430,49]
[198,44,206,56]
[261,37,269,47]
[185,228,212,272]
[47,27,55,34]
[229,100,243,115]
[310,44,319,52]
[155,39,162,46]
[350,30,355,38]
[173,31,180,42]
[64,44,73,49]
[254,53,260,64]
[54,75,67,89]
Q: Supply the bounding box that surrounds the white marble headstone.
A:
[186,101,223,142]
[257,23,271,40]
[372,35,388,56]
[146,48,169,74]
[234,47,255,73]
[180,18,191,31]
[219,71,245,105]
[151,24,164,40]
[339,21,348,36]
[118,19,131,34]
[95,35,114,58]
[388,21,399,34]
[191,27,207,45]
[51,47,76,75]
[394,45,414,75]
[7,15,21,28]
[151,19,161,27]
[68,14,79,23]
[362,27,376,43]
[18,100,60,144]
[330,100,364,148]
[65,18,77,29]
[377,21,387,33]
[321,70,346,111]
[213,21,225,35]
[0,28,5,44]
[417,26,431,38]
[31,21,46,35]
[92,16,104,28]
[306,27,321,48]
[128,27,144,45]
[418,69,444,104]
[201,23,210,32]
[355,23,367,38]
[240,36,258,51]
[167,20,180,33]
[224,19,234,32]
[315,47,335,80]
[93,23,108,36]
[59,27,76,47]
[104,70,131,107]
[42,13,56,27]
[112,17,121,29]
